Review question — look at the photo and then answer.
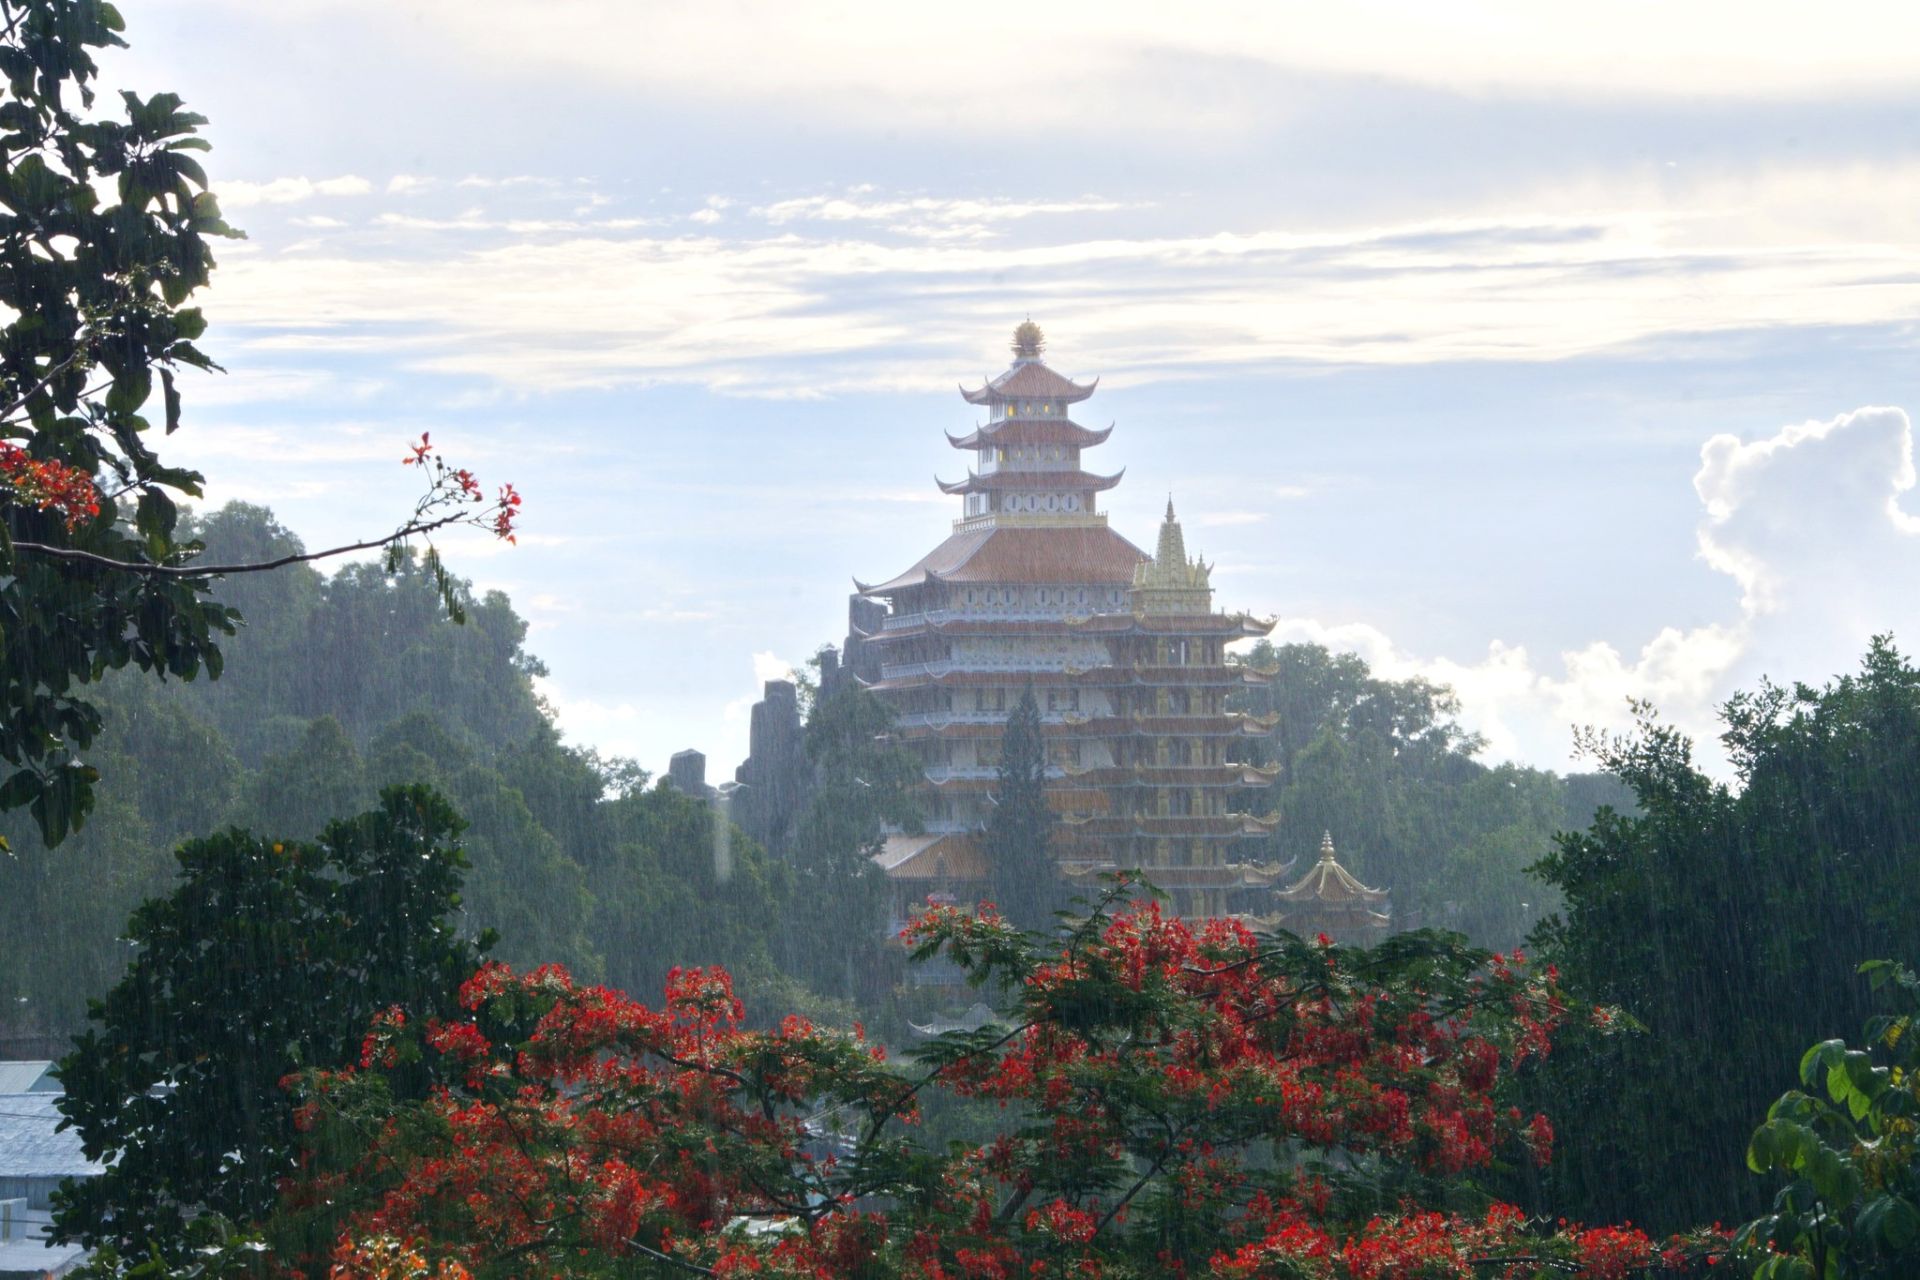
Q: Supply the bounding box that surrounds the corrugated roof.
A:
[0,1094,101,1180]
[0,1063,55,1094]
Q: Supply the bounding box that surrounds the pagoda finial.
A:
[1319,831,1337,861]
[1011,318,1045,360]
[1166,494,1175,522]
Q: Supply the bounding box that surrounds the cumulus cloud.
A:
[217,175,373,207]
[1295,407,1920,774]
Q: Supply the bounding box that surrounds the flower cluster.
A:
[0,441,99,529]
[279,895,1737,1279]
[399,433,520,544]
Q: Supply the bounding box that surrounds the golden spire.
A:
[1011,318,1045,360]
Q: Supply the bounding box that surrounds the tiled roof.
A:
[858,525,1147,595]
[947,420,1113,450]
[959,361,1098,406]
[936,469,1124,495]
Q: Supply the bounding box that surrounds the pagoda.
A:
[852,322,1291,922]
[1265,832,1392,944]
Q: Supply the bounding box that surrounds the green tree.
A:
[0,7,520,843]
[779,683,920,1000]
[1528,638,1920,1231]
[984,685,1056,930]
[51,785,486,1264]
[0,0,241,843]
[1738,960,1920,1279]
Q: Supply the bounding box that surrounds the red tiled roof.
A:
[858,525,1147,595]
[960,361,1098,406]
[936,468,1124,495]
[947,420,1113,450]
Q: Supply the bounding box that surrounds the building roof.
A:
[0,1062,56,1094]
[857,525,1147,595]
[0,1093,101,1180]
[946,420,1114,450]
[935,468,1124,496]
[959,360,1099,406]
[875,833,990,881]
[1276,833,1389,906]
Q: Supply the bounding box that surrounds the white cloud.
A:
[217,174,373,207]
[752,650,796,684]
[183,1,1920,132]
[386,174,433,195]
[1284,407,1920,774]
[196,164,1920,396]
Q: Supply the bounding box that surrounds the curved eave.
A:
[946,420,1114,450]
[959,373,1100,406]
[936,468,1125,495]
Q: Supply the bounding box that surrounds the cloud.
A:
[217,175,374,207]
[387,174,433,195]
[187,0,1920,133]
[751,650,796,684]
[1194,510,1268,527]
[196,164,1920,397]
[1285,407,1920,774]
[690,195,732,225]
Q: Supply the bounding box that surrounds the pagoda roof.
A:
[947,419,1114,450]
[1276,833,1389,905]
[960,360,1098,406]
[875,833,990,881]
[857,525,1147,596]
[936,468,1125,496]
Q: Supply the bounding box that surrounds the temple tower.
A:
[853,324,1290,921]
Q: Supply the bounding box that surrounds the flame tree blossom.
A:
[261,878,1730,1278]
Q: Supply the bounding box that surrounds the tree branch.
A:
[9,511,471,578]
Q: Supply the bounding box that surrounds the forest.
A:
[5,2,1920,1277]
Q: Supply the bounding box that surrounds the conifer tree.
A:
[985,686,1057,930]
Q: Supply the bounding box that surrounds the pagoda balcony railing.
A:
[881,605,1124,632]
[896,709,1107,729]
[880,658,1106,681]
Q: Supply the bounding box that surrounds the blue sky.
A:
[99,1,1920,777]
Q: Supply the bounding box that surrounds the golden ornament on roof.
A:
[1012,319,1045,358]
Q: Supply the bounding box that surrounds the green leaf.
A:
[160,367,180,434]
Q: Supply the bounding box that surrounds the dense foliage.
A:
[1233,640,1633,948]
[0,503,794,1044]
[772,679,922,1003]
[52,786,485,1265]
[239,881,1731,1279]
[0,5,519,846]
[983,685,1056,930]
[1528,638,1920,1231]
[1738,959,1920,1279]
[0,0,240,842]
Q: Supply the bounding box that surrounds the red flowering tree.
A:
[257,879,1731,1279]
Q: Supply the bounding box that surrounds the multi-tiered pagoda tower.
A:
[853,322,1292,922]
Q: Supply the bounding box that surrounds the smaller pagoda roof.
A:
[1276,832,1389,905]
[875,832,990,881]
[960,361,1099,406]
[936,468,1125,496]
[947,419,1114,450]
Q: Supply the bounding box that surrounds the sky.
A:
[96,0,1920,780]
